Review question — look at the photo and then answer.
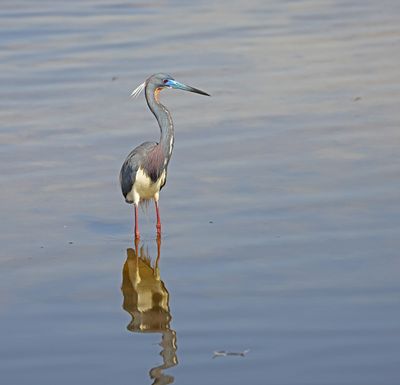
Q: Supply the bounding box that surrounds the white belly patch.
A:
[126,167,165,205]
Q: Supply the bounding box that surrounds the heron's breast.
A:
[133,167,166,200]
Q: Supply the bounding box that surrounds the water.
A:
[1,1,400,384]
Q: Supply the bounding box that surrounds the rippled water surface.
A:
[1,1,400,384]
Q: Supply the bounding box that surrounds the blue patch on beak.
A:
[165,80,182,89]
[164,79,210,96]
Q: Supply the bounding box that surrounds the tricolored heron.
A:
[120,73,209,239]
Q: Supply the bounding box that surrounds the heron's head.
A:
[131,73,210,98]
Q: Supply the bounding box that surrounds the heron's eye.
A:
[163,79,168,84]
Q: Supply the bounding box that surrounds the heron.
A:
[120,73,209,239]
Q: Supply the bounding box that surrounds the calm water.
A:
[1,0,400,384]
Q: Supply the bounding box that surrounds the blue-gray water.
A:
[1,1,400,384]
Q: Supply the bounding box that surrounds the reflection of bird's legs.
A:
[155,200,161,237]
[134,204,140,239]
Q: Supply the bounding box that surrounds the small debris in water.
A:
[212,349,249,359]
[68,241,73,244]
[353,96,362,101]
[209,220,213,224]
[112,76,118,81]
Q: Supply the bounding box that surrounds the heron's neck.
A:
[145,85,174,160]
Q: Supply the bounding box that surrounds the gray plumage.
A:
[119,72,209,238]
[120,141,159,203]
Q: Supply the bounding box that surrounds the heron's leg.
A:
[155,200,161,237]
[154,236,161,279]
[134,204,140,239]
[134,237,140,255]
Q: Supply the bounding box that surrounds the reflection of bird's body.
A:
[120,73,209,239]
[122,246,170,332]
[121,240,178,385]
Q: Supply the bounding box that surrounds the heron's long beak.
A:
[167,80,210,96]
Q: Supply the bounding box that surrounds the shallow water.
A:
[1,0,400,384]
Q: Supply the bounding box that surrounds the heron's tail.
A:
[139,198,151,212]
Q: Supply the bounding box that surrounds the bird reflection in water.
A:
[121,238,178,385]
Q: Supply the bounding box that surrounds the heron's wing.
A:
[119,141,157,202]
